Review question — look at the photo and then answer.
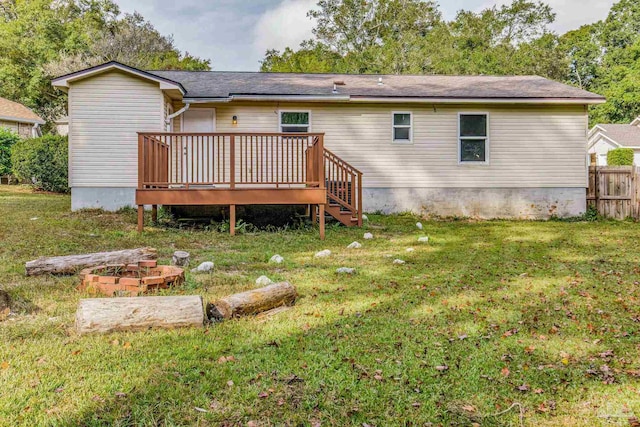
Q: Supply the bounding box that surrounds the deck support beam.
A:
[151,205,158,224]
[229,205,236,236]
[137,205,144,232]
[311,205,317,224]
[319,204,325,240]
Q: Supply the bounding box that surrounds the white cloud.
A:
[252,0,317,57]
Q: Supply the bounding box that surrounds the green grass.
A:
[1,185,639,426]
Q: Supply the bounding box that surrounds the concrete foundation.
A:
[363,187,586,219]
[72,186,586,219]
[72,187,136,211]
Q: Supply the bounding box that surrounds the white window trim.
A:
[392,111,413,144]
[278,110,312,133]
[458,112,490,165]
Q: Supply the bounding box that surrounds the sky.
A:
[114,0,616,71]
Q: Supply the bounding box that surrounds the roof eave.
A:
[51,61,186,95]
[0,115,45,125]
[184,95,606,105]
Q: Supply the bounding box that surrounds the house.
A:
[55,116,69,136]
[52,61,605,237]
[0,96,45,138]
[588,117,640,165]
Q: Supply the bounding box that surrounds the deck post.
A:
[230,135,236,189]
[311,205,317,224]
[137,205,144,232]
[229,204,236,236]
[151,205,158,224]
[319,204,325,240]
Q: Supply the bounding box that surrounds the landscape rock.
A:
[406,248,415,252]
[363,232,374,240]
[0,290,10,320]
[362,214,368,221]
[172,251,190,267]
[269,254,284,264]
[255,275,273,287]
[336,267,356,274]
[347,241,362,249]
[315,249,332,258]
[416,222,423,230]
[191,261,214,273]
[418,236,429,243]
[393,259,406,265]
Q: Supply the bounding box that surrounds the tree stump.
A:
[207,282,297,320]
[75,295,204,334]
[0,290,10,320]
[171,251,190,267]
[25,248,157,276]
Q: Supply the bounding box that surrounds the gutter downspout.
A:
[166,103,190,127]
[32,123,42,138]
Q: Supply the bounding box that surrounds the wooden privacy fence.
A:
[587,166,640,219]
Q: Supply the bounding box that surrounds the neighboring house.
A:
[0,96,45,138]
[52,61,604,233]
[55,116,69,136]
[588,117,640,165]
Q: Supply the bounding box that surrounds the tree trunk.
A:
[76,295,204,334]
[25,247,157,276]
[207,282,297,320]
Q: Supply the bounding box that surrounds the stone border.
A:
[79,260,185,297]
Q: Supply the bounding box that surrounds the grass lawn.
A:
[1,186,639,426]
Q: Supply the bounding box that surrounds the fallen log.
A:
[207,282,297,320]
[76,295,204,334]
[25,247,157,276]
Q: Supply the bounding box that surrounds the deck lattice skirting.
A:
[136,132,362,238]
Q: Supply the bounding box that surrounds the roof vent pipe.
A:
[378,77,383,86]
[333,80,345,94]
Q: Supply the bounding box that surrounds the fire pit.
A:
[79,260,185,297]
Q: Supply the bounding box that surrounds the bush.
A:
[12,135,68,193]
[0,128,20,176]
[607,148,634,166]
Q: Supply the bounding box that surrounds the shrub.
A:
[12,135,68,193]
[0,128,20,176]
[607,148,634,166]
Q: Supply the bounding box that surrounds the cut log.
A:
[207,282,297,320]
[76,295,204,334]
[25,247,157,276]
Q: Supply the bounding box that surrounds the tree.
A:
[0,0,210,128]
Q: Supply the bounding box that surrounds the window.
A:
[392,112,412,143]
[459,113,488,163]
[280,111,310,132]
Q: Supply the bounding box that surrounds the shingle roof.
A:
[148,70,605,101]
[0,97,45,124]
[596,124,640,148]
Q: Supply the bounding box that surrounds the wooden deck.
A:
[136,132,362,239]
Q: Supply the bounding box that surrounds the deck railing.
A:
[324,148,363,226]
[138,132,325,189]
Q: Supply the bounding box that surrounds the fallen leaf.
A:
[462,405,476,413]
[71,350,82,356]
[534,388,544,394]
[517,384,530,392]
[524,345,536,354]
[435,365,449,371]
[501,367,510,377]
[194,407,208,413]
[1,361,8,370]
[110,339,120,346]
[227,380,234,387]
[258,392,269,398]
[561,358,569,366]
[123,342,131,349]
